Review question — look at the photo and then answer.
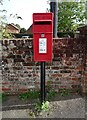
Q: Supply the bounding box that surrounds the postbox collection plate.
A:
[39,38,47,53]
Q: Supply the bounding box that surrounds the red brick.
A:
[2,88,11,91]
[18,88,28,92]
[84,74,87,77]
[51,74,62,77]
[35,82,39,84]
[14,50,24,54]
[2,82,10,84]
[27,67,32,69]
[59,86,66,89]
[33,74,39,77]
[82,80,87,84]
[51,67,59,70]
[23,62,34,66]
[25,57,32,62]
[76,65,83,70]
[72,78,78,81]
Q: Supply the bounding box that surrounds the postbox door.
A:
[33,33,52,62]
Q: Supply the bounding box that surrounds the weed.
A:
[35,102,42,112]
[29,110,35,118]
[35,101,49,112]
[0,93,2,103]
[19,89,58,102]
[19,90,40,101]
[41,101,49,111]
[46,80,53,92]
[47,91,57,100]
[0,93,6,102]
[59,89,70,96]
[47,80,53,85]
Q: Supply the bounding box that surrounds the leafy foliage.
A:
[20,28,26,33]
[58,2,85,32]
[47,91,57,100]
[41,101,49,111]
[15,24,21,29]
[19,90,40,101]
[59,89,71,96]
[35,101,49,112]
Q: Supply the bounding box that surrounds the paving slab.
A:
[2,97,86,119]
[2,109,30,118]
[38,98,85,118]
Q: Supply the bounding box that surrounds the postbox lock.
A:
[41,33,45,38]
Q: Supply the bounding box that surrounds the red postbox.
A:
[33,13,53,62]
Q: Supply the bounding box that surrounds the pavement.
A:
[1,97,86,119]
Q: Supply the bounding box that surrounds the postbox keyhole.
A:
[41,33,45,38]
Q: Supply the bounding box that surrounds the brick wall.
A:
[0,38,87,94]
[79,35,87,94]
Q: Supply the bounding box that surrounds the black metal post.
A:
[85,1,87,24]
[40,62,45,103]
[50,1,58,38]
